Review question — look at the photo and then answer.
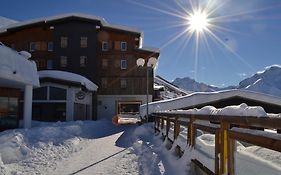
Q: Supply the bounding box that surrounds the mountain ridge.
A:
[171,65,281,97]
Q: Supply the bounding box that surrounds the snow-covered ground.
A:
[1,119,281,175]
[0,121,189,175]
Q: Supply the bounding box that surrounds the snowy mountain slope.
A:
[0,16,17,28]
[171,65,281,97]
[238,65,281,97]
[172,77,221,92]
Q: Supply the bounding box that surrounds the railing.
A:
[153,111,281,175]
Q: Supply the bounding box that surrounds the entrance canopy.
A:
[38,70,98,91]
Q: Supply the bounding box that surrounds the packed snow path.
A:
[52,129,138,175]
[0,121,189,175]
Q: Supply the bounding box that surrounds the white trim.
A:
[120,59,127,70]
[23,85,33,128]
[47,42,53,51]
[102,41,108,51]
[120,41,127,51]
[29,42,35,52]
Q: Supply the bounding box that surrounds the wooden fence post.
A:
[154,116,157,133]
[220,121,233,175]
[215,129,220,175]
[188,117,195,146]
[174,117,180,141]
[166,118,170,137]
[161,117,164,131]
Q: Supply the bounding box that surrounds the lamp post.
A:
[136,57,157,122]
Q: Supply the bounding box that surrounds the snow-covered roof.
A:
[140,89,281,117]
[0,43,39,87]
[38,70,98,91]
[0,16,18,28]
[155,75,189,95]
[137,47,160,53]
[0,13,142,35]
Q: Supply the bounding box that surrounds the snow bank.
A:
[140,89,281,117]
[38,70,98,91]
[0,120,121,174]
[0,44,39,87]
[173,132,281,174]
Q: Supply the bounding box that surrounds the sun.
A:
[187,10,210,33]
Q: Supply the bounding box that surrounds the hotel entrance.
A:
[0,88,20,130]
[117,101,142,115]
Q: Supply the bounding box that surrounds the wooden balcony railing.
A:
[153,111,281,175]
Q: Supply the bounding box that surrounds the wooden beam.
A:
[229,128,281,152]
[191,159,215,175]
[193,123,219,134]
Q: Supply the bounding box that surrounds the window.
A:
[33,87,48,100]
[35,42,41,51]
[29,42,47,51]
[120,79,127,89]
[102,59,108,69]
[80,56,87,67]
[60,56,67,67]
[49,87,66,100]
[118,102,141,115]
[30,42,36,52]
[61,37,68,48]
[47,60,53,69]
[120,59,127,70]
[80,37,88,48]
[0,97,18,126]
[101,78,108,88]
[102,41,108,51]
[121,41,127,51]
[48,42,53,51]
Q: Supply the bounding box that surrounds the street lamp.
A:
[136,57,157,122]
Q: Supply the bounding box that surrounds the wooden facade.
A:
[0,26,54,70]
[0,16,159,96]
[0,14,159,120]
[96,28,158,95]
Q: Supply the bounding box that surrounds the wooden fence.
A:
[153,111,281,175]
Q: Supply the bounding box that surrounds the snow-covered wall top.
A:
[0,44,39,87]
[167,103,268,117]
[38,70,98,91]
[140,89,281,117]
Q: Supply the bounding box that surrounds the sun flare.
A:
[187,10,210,33]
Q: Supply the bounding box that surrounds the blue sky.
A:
[1,0,281,87]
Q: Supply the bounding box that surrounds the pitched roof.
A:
[0,13,142,35]
[137,47,160,53]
